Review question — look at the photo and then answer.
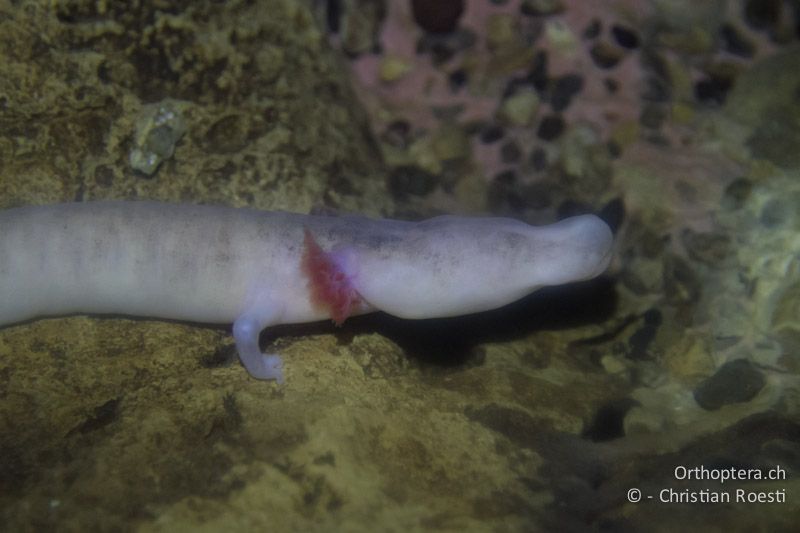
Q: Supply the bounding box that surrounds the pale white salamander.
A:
[0,201,614,382]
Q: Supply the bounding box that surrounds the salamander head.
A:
[353,214,613,319]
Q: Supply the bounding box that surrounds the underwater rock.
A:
[693,359,766,411]
[129,99,189,176]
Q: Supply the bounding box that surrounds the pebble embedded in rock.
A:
[611,24,640,49]
[537,114,564,140]
[411,0,464,34]
[488,170,526,212]
[417,28,477,64]
[431,124,471,162]
[693,359,766,411]
[528,50,549,92]
[486,13,520,52]
[589,41,624,69]
[388,165,438,200]
[498,89,540,126]
[550,73,584,112]
[379,55,413,82]
[129,99,188,176]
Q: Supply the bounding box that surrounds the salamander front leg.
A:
[232,301,284,383]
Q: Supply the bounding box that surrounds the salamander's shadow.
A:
[270,276,617,369]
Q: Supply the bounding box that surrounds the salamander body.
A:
[0,201,613,382]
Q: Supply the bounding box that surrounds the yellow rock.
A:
[486,14,518,51]
[498,89,540,127]
[379,55,413,83]
[664,333,715,384]
[671,102,695,124]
